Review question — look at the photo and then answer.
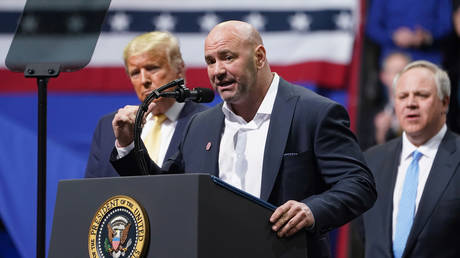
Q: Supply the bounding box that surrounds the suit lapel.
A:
[383,140,402,251]
[404,130,459,256]
[260,78,297,201]
[165,102,194,159]
[202,105,225,177]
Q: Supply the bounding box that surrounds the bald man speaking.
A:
[111,21,376,258]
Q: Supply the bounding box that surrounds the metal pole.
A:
[36,77,48,258]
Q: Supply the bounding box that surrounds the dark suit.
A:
[362,129,460,258]
[112,77,377,258]
[85,101,207,178]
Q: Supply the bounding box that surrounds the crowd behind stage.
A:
[357,0,460,150]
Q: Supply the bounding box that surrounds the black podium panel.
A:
[48,174,307,257]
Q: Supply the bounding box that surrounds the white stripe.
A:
[108,0,356,11]
[0,0,25,10]
[262,32,353,65]
[0,35,15,68]
[1,0,356,11]
[90,31,353,66]
[0,31,353,69]
[1,30,353,69]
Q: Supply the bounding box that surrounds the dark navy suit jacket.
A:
[112,78,377,258]
[362,130,460,258]
[85,101,207,178]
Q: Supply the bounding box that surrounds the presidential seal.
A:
[88,195,149,258]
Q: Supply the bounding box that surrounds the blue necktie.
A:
[393,150,423,258]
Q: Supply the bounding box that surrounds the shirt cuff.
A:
[115,141,134,159]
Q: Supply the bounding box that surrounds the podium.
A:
[48,174,308,257]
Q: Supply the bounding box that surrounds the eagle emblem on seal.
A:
[104,216,132,258]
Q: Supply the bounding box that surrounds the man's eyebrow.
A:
[217,49,232,55]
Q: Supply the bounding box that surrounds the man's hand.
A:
[413,27,433,47]
[269,200,314,238]
[454,8,460,37]
[112,105,140,147]
[393,27,416,48]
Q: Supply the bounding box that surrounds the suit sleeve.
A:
[84,117,105,178]
[304,103,377,235]
[110,140,164,176]
[110,113,195,177]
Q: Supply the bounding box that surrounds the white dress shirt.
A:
[218,73,279,198]
[116,102,185,167]
[392,124,447,240]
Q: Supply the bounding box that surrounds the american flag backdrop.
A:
[0,0,363,257]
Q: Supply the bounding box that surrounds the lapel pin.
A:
[205,142,212,151]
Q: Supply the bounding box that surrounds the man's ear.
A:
[176,60,185,77]
[254,45,267,69]
[442,96,450,115]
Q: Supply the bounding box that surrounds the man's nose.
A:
[407,94,417,108]
[140,69,151,86]
[213,61,226,79]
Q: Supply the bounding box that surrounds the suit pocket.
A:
[283,152,299,157]
[278,150,321,199]
[282,150,317,174]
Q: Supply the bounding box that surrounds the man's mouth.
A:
[216,81,235,88]
[405,113,420,120]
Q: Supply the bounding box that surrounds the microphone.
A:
[161,87,215,103]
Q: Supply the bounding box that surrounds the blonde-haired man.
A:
[85,31,207,178]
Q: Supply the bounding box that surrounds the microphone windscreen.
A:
[194,88,215,103]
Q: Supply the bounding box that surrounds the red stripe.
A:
[1,61,347,92]
[347,0,366,132]
[1,67,133,93]
[0,67,211,92]
[272,62,348,89]
[336,223,350,258]
[187,62,348,89]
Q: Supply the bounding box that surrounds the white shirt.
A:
[218,73,279,198]
[392,124,447,240]
[116,102,185,167]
